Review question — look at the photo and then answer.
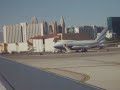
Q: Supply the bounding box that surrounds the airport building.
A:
[107,17,120,38]
[2,16,67,53]
[31,34,61,52]
[31,32,91,52]
[2,16,103,53]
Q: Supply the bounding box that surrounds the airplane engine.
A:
[99,44,105,49]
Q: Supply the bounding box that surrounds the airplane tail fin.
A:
[95,28,108,42]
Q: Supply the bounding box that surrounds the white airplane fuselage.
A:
[53,28,108,52]
[54,40,99,51]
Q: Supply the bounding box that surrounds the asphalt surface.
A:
[0,56,104,90]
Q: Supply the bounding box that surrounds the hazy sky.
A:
[0,0,120,29]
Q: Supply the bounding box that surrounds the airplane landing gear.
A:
[81,48,87,52]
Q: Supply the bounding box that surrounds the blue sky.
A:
[0,0,120,30]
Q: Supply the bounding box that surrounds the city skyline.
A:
[0,0,120,31]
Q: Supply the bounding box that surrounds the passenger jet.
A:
[53,28,108,52]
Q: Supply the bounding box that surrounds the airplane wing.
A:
[0,56,104,90]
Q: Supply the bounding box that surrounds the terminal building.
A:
[2,16,102,53]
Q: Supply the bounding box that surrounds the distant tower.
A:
[31,16,38,24]
[51,21,57,34]
[41,21,48,35]
[60,16,65,33]
[43,21,48,35]
[57,25,62,33]
[49,25,53,34]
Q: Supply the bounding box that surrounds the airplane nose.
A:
[53,45,57,48]
[53,43,63,49]
[53,43,59,48]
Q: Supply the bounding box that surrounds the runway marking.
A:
[0,72,15,90]
[44,68,90,82]
[47,64,120,69]
[0,82,6,90]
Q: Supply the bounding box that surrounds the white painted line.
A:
[0,81,6,90]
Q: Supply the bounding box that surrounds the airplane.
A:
[53,28,108,53]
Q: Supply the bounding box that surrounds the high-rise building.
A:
[20,23,27,42]
[57,25,62,33]
[3,17,43,44]
[3,24,23,43]
[107,17,120,37]
[51,21,57,34]
[60,16,65,33]
[3,16,66,44]
[43,21,48,35]
[79,26,98,39]
[48,25,53,34]
[40,21,49,36]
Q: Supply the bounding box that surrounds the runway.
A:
[0,56,104,90]
[3,49,120,90]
